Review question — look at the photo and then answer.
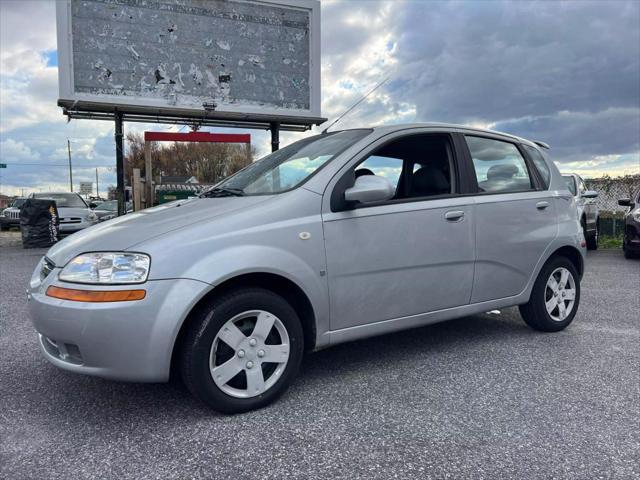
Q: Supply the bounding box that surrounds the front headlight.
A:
[59,252,150,284]
[86,212,97,222]
[632,208,640,223]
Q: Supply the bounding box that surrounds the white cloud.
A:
[0,138,40,161]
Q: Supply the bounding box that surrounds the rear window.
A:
[562,176,577,196]
[522,144,550,189]
[465,136,533,193]
[33,193,87,208]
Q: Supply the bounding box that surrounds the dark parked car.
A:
[618,190,640,259]
[93,200,132,222]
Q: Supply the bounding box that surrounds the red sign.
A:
[144,132,251,143]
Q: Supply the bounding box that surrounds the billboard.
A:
[56,0,322,124]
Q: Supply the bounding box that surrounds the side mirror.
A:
[344,175,395,204]
[89,202,98,209]
[582,190,598,199]
[618,198,633,207]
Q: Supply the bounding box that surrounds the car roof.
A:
[356,123,542,149]
[34,192,79,195]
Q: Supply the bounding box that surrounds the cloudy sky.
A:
[1,0,639,197]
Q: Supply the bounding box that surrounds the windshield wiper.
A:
[200,187,245,198]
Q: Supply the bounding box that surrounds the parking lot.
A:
[1,237,638,479]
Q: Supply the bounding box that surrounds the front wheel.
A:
[180,288,304,414]
[519,256,580,332]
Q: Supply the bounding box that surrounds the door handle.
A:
[444,210,465,221]
[536,201,550,210]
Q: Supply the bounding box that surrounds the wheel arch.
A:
[170,272,317,379]
[548,245,584,279]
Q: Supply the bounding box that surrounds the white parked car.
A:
[29,192,98,234]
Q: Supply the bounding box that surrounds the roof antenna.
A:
[322,76,390,134]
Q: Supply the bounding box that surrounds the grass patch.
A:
[599,235,623,249]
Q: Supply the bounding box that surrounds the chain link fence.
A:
[582,174,638,238]
[584,174,639,213]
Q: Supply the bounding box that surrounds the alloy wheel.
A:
[544,267,576,321]
[209,310,290,398]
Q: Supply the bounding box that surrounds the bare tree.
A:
[124,132,255,184]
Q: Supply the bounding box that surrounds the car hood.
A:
[46,196,271,266]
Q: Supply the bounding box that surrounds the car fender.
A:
[175,244,330,347]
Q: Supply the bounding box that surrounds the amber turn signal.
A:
[46,286,146,302]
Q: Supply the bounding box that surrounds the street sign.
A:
[79,182,93,195]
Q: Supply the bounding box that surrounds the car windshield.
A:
[207,129,371,196]
[97,200,118,211]
[562,175,577,196]
[33,193,87,208]
[11,199,26,208]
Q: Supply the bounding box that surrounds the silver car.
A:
[30,192,98,234]
[562,173,599,250]
[28,124,586,413]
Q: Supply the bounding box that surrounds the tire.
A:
[585,221,599,250]
[624,245,639,259]
[519,255,580,332]
[180,288,304,414]
[582,218,598,250]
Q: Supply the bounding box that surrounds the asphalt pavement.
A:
[1,239,638,479]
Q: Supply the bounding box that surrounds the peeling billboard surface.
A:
[57,0,321,121]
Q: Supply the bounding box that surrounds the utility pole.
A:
[95,168,99,198]
[67,138,73,192]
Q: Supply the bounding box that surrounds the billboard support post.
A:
[270,122,280,152]
[67,139,73,192]
[114,111,125,216]
[144,141,153,209]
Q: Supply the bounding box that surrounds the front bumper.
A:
[624,221,640,253]
[0,216,19,226]
[27,258,210,382]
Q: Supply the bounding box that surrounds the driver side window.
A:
[352,134,454,202]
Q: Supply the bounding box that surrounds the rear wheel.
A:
[519,256,580,332]
[180,288,304,414]
[583,218,598,250]
[624,244,639,259]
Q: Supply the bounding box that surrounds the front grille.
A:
[60,217,82,224]
[8,211,19,219]
[40,258,55,281]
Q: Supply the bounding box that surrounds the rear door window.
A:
[465,136,533,193]
[522,144,550,189]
